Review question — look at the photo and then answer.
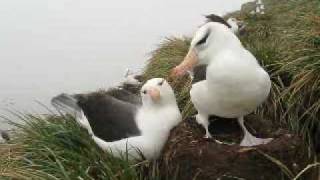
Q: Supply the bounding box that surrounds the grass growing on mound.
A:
[238,0,320,151]
[0,113,173,180]
[143,37,196,118]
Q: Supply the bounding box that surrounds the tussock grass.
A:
[143,37,196,118]
[240,0,320,151]
[0,113,172,180]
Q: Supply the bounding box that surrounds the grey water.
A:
[0,0,251,129]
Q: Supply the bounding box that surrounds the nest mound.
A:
[161,116,310,180]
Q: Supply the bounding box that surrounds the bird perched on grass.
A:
[172,22,272,146]
[52,78,182,160]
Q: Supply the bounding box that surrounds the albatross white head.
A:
[172,22,242,77]
[136,78,181,159]
[140,78,177,107]
[227,17,244,34]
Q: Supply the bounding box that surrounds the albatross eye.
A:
[196,31,210,46]
[142,90,147,94]
[158,80,165,86]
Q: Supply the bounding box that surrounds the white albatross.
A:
[123,68,142,85]
[53,78,181,160]
[226,18,245,35]
[172,22,273,146]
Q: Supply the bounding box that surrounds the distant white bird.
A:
[227,18,245,34]
[205,14,244,35]
[52,78,181,160]
[256,6,261,14]
[260,4,265,10]
[250,10,256,15]
[123,68,142,85]
[172,22,272,146]
[257,0,263,5]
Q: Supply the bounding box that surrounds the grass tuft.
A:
[0,114,171,179]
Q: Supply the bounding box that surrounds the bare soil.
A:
[161,116,310,180]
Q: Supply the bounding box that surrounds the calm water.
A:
[0,0,251,128]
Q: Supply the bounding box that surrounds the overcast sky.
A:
[0,0,251,126]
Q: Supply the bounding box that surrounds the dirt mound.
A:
[161,116,310,180]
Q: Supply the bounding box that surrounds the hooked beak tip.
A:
[171,66,186,77]
[172,48,199,77]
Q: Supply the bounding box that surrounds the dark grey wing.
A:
[192,65,207,84]
[106,88,142,105]
[133,75,143,82]
[76,92,141,142]
[121,83,142,95]
[74,87,142,106]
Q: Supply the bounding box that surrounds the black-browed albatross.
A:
[172,22,273,147]
[52,78,181,160]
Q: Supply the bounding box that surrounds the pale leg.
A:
[195,113,211,138]
[238,116,273,146]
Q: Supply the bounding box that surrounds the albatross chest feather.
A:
[125,106,181,159]
[176,22,273,146]
[190,51,271,118]
[135,106,181,135]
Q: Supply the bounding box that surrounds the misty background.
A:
[0,0,251,128]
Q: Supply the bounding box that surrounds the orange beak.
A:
[148,87,161,102]
[172,48,199,77]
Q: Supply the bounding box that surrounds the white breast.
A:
[191,49,271,118]
[133,105,182,158]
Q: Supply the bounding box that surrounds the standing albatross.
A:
[52,78,181,160]
[172,22,272,146]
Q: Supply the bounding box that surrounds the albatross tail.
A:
[51,93,81,116]
[51,94,93,135]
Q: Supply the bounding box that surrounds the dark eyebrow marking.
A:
[158,79,165,86]
[196,30,210,46]
[205,14,231,28]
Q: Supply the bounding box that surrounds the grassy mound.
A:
[163,117,311,180]
[1,0,320,179]
[0,114,172,179]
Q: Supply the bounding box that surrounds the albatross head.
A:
[172,22,241,77]
[227,17,244,34]
[140,78,176,106]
